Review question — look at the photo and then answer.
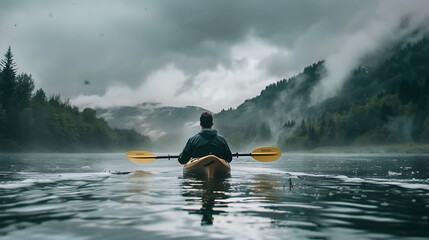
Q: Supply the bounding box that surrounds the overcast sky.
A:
[1,0,429,112]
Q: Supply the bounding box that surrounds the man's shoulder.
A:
[188,133,202,142]
[216,133,225,139]
[215,134,227,143]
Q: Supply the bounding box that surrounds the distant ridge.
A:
[98,36,429,151]
[216,36,429,150]
[96,103,208,152]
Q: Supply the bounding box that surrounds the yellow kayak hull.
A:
[183,155,231,179]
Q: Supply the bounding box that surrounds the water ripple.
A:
[0,153,428,239]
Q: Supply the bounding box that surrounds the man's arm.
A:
[178,139,194,164]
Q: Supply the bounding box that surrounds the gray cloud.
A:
[309,0,429,104]
[0,0,428,112]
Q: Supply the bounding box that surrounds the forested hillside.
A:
[215,36,429,150]
[215,61,326,150]
[0,47,151,152]
[285,37,429,149]
[12,34,427,152]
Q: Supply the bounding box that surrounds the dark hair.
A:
[200,112,213,128]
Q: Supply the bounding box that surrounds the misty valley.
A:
[1,2,429,239]
[101,36,429,154]
[2,36,429,153]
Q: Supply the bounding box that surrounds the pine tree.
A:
[0,47,18,139]
[300,119,307,136]
[398,79,411,103]
[0,104,5,138]
[327,118,337,145]
[307,121,319,148]
[381,102,393,121]
[33,88,47,103]
[15,73,35,110]
[0,47,17,111]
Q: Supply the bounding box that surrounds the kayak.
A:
[183,155,231,179]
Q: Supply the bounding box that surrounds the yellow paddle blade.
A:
[251,147,282,162]
[126,151,157,164]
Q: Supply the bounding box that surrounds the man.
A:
[178,112,232,164]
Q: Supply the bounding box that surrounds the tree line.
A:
[215,36,429,151]
[284,87,429,149]
[282,36,429,150]
[0,47,150,152]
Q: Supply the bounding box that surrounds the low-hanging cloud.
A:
[1,0,429,112]
[73,36,281,111]
[309,0,429,105]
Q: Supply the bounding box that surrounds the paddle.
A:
[126,147,282,164]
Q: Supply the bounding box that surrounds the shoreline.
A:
[2,144,429,155]
[307,144,429,154]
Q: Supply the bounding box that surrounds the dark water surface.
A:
[0,153,428,239]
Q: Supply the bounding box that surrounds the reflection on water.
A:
[0,153,428,239]
[251,174,284,201]
[126,171,154,194]
[182,176,230,225]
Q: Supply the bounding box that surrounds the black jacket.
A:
[178,129,232,164]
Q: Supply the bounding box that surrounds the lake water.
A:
[0,153,428,239]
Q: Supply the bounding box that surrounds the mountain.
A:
[96,103,208,152]
[216,36,429,150]
[97,36,429,151]
[214,61,325,150]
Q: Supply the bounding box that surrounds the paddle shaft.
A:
[156,154,179,160]
[154,152,257,160]
[234,153,251,158]
[126,147,281,163]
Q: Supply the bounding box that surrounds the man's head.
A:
[200,112,213,129]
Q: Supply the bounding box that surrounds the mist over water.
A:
[2,2,429,239]
[1,153,428,239]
